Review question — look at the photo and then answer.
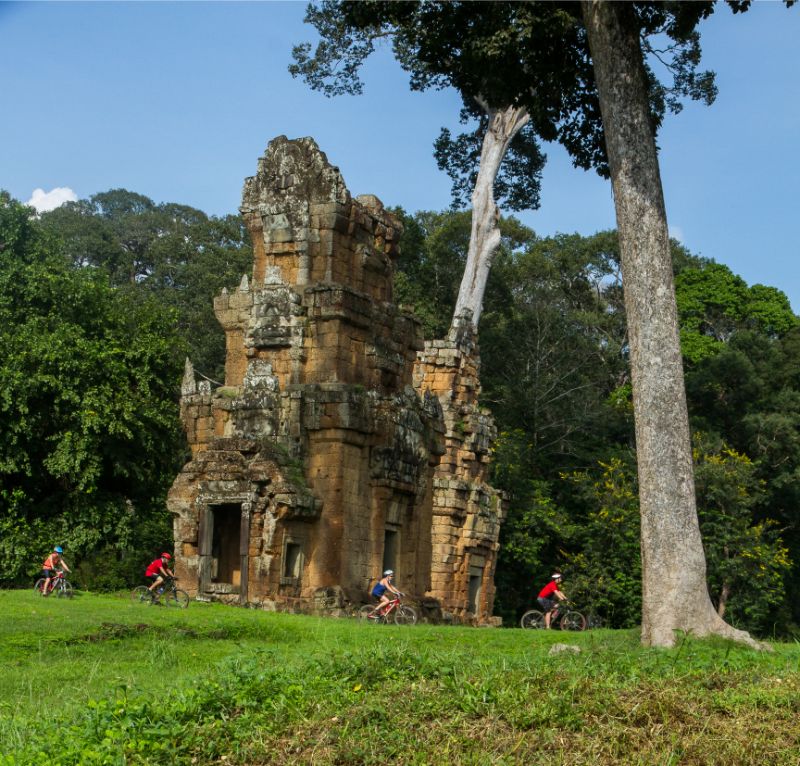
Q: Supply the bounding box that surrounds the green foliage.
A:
[491,430,570,622]
[395,216,637,469]
[292,1,593,201]
[562,437,793,635]
[0,193,183,586]
[479,229,632,471]
[393,214,799,633]
[392,208,472,338]
[392,211,800,632]
[686,327,800,627]
[563,456,643,629]
[676,262,798,363]
[292,2,723,184]
[40,189,253,380]
[693,433,791,633]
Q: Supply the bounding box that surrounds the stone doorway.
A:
[468,566,483,614]
[199,503,247,597]
[212,504,241,586]
[383,528,398,574]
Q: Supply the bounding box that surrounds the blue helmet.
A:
[54,546,63,554]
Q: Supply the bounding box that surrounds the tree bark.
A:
[452,103,530,331]
[581,0,763,649]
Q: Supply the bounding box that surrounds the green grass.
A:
[2,589,799,765]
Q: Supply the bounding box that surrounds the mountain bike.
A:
[520,602,586,631]
[131,576,190,608]
[34,570,74,598]
[358,595,417,625]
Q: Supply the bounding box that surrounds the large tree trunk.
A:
[452,103,529,331]
[581,0,763,649]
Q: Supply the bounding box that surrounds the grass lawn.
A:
[2,589,799,765]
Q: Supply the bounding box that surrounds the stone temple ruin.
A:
[168,136,504,623]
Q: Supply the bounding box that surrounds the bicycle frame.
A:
[359,596,417,625]
[132,577,189,608]
[377,597,400,618]
[44,571,65,594]
[520,602,586,630]
[153,577,176,599]
[35,569,73,599]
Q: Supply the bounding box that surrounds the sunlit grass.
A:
[2,589,799,765]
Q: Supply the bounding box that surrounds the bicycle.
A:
[358,595,417,625]
[34,570,74,599]
[131,576,190,608]
[520,602,586,631]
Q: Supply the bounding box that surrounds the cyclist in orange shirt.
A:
[40,546,70,596]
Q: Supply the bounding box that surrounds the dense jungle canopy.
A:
[1,189,798,636]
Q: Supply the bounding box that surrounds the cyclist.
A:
[40,546,70,596]
[537,573,567,629]
[145,552,175,594]
[368,569,402,618]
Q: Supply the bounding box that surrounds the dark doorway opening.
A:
[382,529,398,574]
[211,504,241,587]
[284,542,302,579]
[468,570,483,614]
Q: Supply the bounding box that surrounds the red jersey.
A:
[42,553,61,569]
[538,581,559,599]
[145,558,167,577]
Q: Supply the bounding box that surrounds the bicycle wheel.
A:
[359,605,382,623]
[131,585,153,604]
[34,578,46,595]
[163,589,190,608]
[394,605,417,626]
[586,614,604,629]
[520,610,545,629]
[55,581,74,599]
[560,610,587,631]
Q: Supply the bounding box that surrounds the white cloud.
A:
[27,187,78,213]
[669,224,684,243]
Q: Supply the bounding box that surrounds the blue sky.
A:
[1,1,798,311]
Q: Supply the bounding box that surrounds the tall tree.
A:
[579,0,763,647]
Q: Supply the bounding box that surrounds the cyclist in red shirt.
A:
[145,553,175,594]
[537,573,567,629]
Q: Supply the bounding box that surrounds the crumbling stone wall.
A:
[413,319,505,624]
[168,136,502,622]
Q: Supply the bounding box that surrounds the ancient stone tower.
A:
[168,136,503,622]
